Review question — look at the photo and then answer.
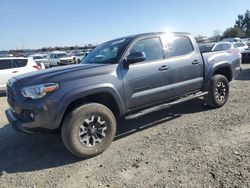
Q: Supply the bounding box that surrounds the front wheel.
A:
[61,103,117,158]
[204,75,229,108]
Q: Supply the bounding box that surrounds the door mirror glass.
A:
[126,52,146,64]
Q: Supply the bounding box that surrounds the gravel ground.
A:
[0,64,250,187]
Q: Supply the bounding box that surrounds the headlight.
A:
[21,83,59,99]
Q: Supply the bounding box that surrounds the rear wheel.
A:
[61,103,117,158]
[204,75,229,108]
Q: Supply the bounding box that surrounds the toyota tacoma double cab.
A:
[5,32,242,158]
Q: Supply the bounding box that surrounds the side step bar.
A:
[125,92,208,120]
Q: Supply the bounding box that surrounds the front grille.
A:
[7,85,15,108]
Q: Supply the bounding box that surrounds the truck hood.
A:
[14,63,111,86]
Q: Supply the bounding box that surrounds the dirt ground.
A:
[0,64,250,188]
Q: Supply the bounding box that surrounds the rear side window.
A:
[222,44,232,50]
[213,43,232,51]
[213,44,223,51]
[0,59,13,70]
[13,59,28,67]
[234,42,246,48]
[164,36,194,58]
[129,37,164,62]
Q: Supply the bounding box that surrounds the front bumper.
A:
[6,78,62,134]
[5,108,59,134]
[5,109,36,134]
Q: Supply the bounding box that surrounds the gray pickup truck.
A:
[5,32,241,158]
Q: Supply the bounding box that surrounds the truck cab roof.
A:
[109,32,191,43]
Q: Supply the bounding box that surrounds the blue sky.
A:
[0,0,249,50]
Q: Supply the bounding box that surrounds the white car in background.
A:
[199,42,235,53]
[233,42,249,52]
[29,54,49,69]
[47,51,76,67]
[212,42,235,51]
[0,57,41,92]
[222,37,241,42]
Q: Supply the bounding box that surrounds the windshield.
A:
[81,38,131,64]
[57,53,68,58]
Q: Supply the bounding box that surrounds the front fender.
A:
[56,83,126,124]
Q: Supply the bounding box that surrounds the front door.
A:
[121,36,170,109]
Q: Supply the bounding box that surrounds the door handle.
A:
[192,60,199,65]
[12,71,18,73]
[159,65,169,71]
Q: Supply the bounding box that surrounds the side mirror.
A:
[126,52,146,64]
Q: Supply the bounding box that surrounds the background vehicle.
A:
[5,32,241,158]
[47,51,76,67]
[199,42,235,53]
[222,37,241,42]
[0,57,40,92]
[29,54,49,69]
[242,48,250,63]
[233,42,249,52]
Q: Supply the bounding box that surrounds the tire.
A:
[61,103,117,158]
[204,74,229,108]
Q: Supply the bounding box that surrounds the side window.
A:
[222,44,232,50]
[129,37,164,62]
[13,59,28,68]
[0,59,13,70]
[164,36,194,58]
[213,44,223,51]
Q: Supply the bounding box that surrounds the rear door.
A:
[0,59,15,90]
[121,36,169,109]
[161,34,204,97]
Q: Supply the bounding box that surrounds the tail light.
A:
[33,65,41,70]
